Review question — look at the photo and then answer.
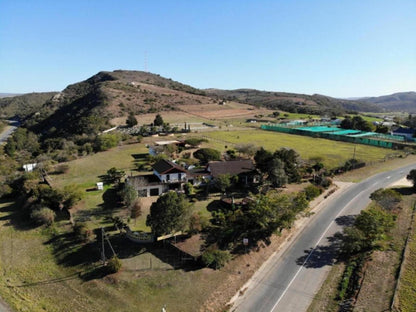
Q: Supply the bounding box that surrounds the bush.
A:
[304,184,322,200]
[201,249,231,269]
[94,133,121,152]
[73,222,93,242]
[193,148,221,164]
[31,207,55,226]
[184,138,208,147]
[106,256,122,273]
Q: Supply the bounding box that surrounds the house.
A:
[207,159,259,185]
[23,163,37,172]
[126,159,189,197]
[391,127,415,141]
[152,159,188,184]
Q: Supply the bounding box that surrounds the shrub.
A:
[201,249,231,269]
[193,148,221,164]
[106,256,122,273]
[184,138,208,147]
[73,222,93,242]
[31,207,55,226]
[304,184,322,200]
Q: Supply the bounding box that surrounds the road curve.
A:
[0,120,18,145]
[231,162,416,312]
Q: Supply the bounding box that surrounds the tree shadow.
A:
[131,153,148,160]
[0,198,39,231]
[335,215,356,227]
[108,233,202,272]
[45,232,99,267]
[391,186,415,196]
[296,234,342,268]
[206,200,227,212]
[99,187,122,210]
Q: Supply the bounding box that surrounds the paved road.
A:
[231,162,416,312]
[0,120,18,145]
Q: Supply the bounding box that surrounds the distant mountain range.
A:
[0,93,22,98]
[0,70,414,139]
[358,92,416,113]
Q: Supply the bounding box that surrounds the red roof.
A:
[208,159,255,178]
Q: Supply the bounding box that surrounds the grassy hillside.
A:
[2,70,386,141]
[0,92,57,119]
[360,91,416,113]
[206,88,382,115]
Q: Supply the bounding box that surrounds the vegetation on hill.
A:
[0,92,57,119]
[206,88,382,115]
[360,91,416,113]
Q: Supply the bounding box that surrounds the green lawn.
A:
[0,198,228,312]
[200,129,399,169]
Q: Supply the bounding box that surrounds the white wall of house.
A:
[136,184,165,197]
[154,171,187,183]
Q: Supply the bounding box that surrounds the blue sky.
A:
[1,0,415,97]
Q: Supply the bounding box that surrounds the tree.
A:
[340,206,394,255]
[153,114,164,126]
[254,147,273,174]
[184,137,208,147]
[146,192,192,236]
[407,169,416,190]
[61,184,83,210]
[268,158,288,187]
[235,143,258,157]
[126,112,138,127]
[201,248,231,269]
[130,199,142,225]
[106,167,125,184]
[31,207,56,226]
[120,183,137,208]
[94,133,121,151]
[215,174,232,193]
[273,148,301,183]
[193,148,221,164]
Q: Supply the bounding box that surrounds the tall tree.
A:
[268,158,288,187]
[146,192,192,236]
[153,114,164,126]
[120,183,137,208]
[126,112,138,127]
[130,199,142,225]
[215,174,232,194]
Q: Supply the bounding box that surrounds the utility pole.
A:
[101,228,106,264]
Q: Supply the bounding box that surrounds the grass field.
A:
[396,199,416,311]
[199,129,401,169]
[0,125,412,312]
[307,188,416,312]
[0,197,236,312]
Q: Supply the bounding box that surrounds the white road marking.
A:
[269,190,365,312]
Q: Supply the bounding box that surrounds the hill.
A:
[0,70,387,139]
[0,92,57,119]
[206,89,382,115]
[359,91,416,113]
[24,70,218,137]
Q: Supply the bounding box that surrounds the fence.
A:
[260,124,413,149]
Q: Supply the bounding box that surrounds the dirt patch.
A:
[354,250,399,311]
